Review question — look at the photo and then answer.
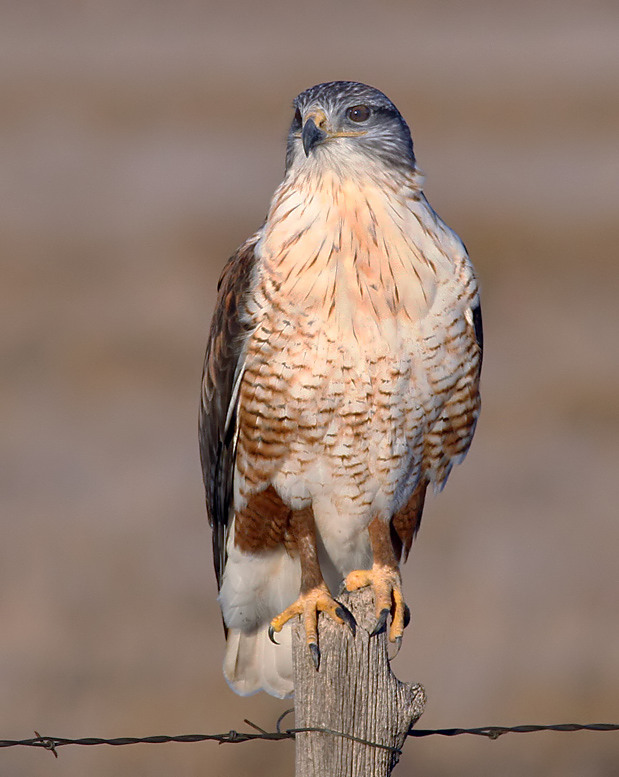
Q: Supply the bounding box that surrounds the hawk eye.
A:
[346,104,371,123]
[292,108,302,127]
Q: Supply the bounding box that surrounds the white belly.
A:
[269,319,426,574]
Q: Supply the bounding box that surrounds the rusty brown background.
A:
[1,1,618,775]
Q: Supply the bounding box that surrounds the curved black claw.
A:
[403,603,411,629]
[308,642,320,670]
[370,608,390,637]
[268,625,279,645]
[335,604,357,637]
[391,635,403,657]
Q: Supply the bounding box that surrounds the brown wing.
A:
[199,235,258,590]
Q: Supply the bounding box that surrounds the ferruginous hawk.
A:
[199,81,482,697]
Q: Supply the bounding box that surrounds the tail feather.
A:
[223,624,293,698]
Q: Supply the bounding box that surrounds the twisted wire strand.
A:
[1,722,616,758]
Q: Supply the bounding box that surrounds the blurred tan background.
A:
[1,1,618,775]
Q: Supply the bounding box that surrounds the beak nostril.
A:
[306,109,327,131]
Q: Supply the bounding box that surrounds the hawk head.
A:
[285,81,415,175]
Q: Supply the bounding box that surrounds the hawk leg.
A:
[344,516,409,644]
[268,506,355,669]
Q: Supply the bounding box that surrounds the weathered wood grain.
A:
[293,587,426,776]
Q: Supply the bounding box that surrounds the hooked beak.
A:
[302,117,328,156]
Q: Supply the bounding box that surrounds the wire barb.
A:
[33,731,58,758]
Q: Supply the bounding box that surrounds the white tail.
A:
[223,623,293,698]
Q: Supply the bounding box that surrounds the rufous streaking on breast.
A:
[199,81,482,697]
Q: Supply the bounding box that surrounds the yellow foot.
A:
[268,583,356,669]
[344,565,409,643]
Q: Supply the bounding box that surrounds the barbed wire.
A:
[1,716,617,759]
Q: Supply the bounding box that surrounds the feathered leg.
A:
[269,506,355,668]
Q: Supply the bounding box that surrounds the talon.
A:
[403,603,411,629]
[269,583,353,653]
[371,607,390,636]
[344,563,408,644]
[308,642,320,670]
[392,635,403,657]
[335,604,356,636]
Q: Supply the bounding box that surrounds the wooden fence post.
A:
[293,587,426,776]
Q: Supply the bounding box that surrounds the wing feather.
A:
[199,235,259,590]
